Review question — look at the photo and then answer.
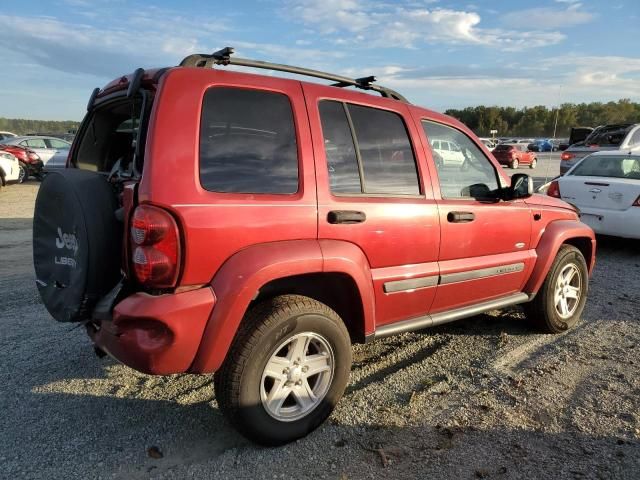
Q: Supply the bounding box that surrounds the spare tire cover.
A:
[33,169,122,322]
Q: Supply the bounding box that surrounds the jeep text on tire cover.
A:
[32,47,596,445]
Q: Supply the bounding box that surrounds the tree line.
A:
[445,99,640,138]
[0,118,80,136]
[2,98,639,139]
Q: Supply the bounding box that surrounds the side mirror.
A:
[507,173,534,199]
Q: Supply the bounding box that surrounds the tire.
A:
[524,245,588,333]
[33,169,122,322]
[511,159,519,169]
[18,162,28,183]
[529,158,537,169]
[214,295,352,446]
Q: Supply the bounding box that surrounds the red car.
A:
[492,143,538,169]
[32,48,595,445]
[0,144,43,182]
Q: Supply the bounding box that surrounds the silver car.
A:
[560,123,640,174]
[1,136,71,170]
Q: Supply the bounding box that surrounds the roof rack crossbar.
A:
[179,47,408,103]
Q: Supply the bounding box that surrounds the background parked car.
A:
[0,151,20,187]
[479,137,497,151]
[528,139,554,152]
[492,143,537,169]
[0,144,43,182]
[430,139,465,166]
[1,136,71,170]
[560,123,640,174]
[0,131,18,141]
[548,151,640,239]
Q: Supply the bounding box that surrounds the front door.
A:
[419,119,534,313]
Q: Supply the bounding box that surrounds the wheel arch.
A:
[524,220,596,295]
[189,239,375,373]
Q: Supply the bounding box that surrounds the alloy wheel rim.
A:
[260,332,334,422]
[553,263,582,319]
[18,165,25,183]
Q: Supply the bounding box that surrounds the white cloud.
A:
[285,0,566,50]
[501,3,595,30]
[371,55,640,109]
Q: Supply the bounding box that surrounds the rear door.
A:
[303,83,440,327]
[44,138,71,168]
[418,119,535,312]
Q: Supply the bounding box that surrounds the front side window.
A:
[200,88,298,194]
[422,120,499,199]
[318,101,420,196]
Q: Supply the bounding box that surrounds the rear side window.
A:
[200,88,298,194]
[318,101,420,196]
[46,138,70,149]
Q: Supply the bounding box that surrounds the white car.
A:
[479,137,496,151]
[430,139,465,166]
[0,131,18,141]
[1,136,71,169]
[548,151,640,239]
[0,151,21,186]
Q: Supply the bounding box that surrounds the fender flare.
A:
[189,239,375,373]
[523,220,596,295]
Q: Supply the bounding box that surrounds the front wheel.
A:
[530,158,537,169]
[524,245,588,333]
[510,159,519,169]
[214,295,352,445]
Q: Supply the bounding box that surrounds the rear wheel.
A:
[214,295,352,445]
[530,158,537,169]
[18,162,27,183]
[524,245,588,333]
[510,159,519,169]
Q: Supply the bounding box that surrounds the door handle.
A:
[447,211,475,223]
[327,210,366,224]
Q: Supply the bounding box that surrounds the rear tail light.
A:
[27,151,40,161]
[130,205,181,288]
[633,195,640,207]
[547,180,561,198]
[560,152,574,161]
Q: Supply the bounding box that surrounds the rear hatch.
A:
[559,177,640,210]
[492,144,514,163]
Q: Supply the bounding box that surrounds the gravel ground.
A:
[1,182,639,480]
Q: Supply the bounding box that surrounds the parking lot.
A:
[1,180,639,479]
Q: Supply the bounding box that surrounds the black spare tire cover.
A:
[33,169,122,322]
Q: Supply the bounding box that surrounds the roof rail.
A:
[179,47,409,103]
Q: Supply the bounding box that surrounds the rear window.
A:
[74,96,147,173]
[494,144,512,151]
[199,87,298,194]
[583,125,634,147]
[570,155,640,179]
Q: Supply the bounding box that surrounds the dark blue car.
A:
[527,139,554,152]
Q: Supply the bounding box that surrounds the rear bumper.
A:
[89,287,216,375]
[579,208,640,239]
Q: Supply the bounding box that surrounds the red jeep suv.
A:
[33,47,596,446]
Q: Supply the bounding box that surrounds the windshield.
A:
[570,155,640,179]
[580,124,634,147]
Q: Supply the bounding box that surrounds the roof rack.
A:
[179,47,408,103]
